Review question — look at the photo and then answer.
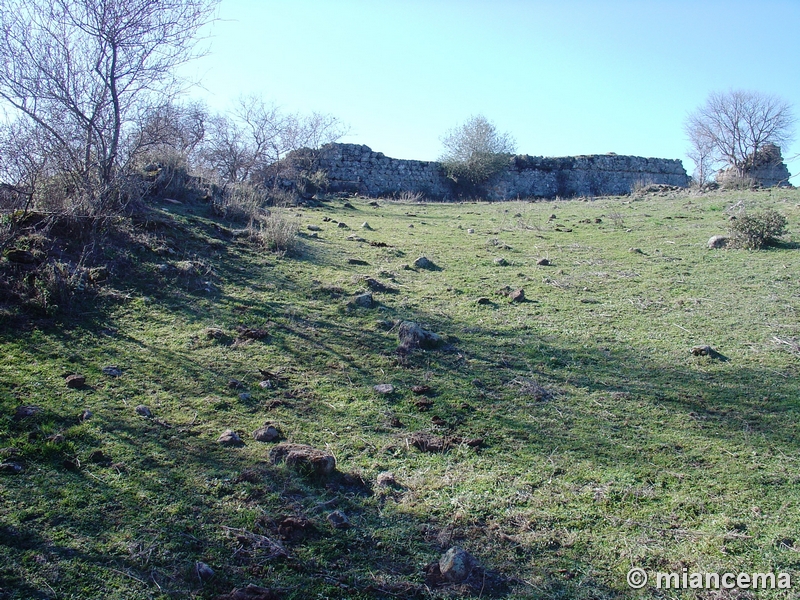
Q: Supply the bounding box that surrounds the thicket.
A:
[729,208,788,249]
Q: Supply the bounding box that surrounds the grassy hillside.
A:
[2,187,800,599]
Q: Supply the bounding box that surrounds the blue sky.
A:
[183,0,800,179]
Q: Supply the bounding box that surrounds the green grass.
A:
[3,187,800,598]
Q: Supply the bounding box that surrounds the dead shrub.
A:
[249,210,299,254]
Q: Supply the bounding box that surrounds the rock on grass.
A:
[270,443,336,476]
[397,321,442,353]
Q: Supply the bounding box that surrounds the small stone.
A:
[135,405,152,418]
[467,228,475,234]
[536,258,551,266]
[411,385,432,395]
[238,392,251,401]
[307,224,322,231]
[337,222,349,229]
[347,258,369,265]
[373,383,394,394]
[438,547,479,583]
[708,235,729,249]
[0,462,23,474]
[369,201,380,207]
[102,366,122,377]
[629,247,644,254]
[343,202,355,209]
[327,510,350,529]
[494,257,509,266]
[476,297,493,305]
[14,405,42,420]
[259,380,273,389]
[361,222,372,230]
[205,327,227,340]
[253,424,280,442]
[347,234,366,242]
[65,374,86,388]
[228,378,243,389]
[376,471,398,487]
[195,561,215,581]
[217,429,244,446]
[270,443,336,476]
[397,321,442,352]
[413,256,437,270]
[352,292,374,308]
[509,288,525,302]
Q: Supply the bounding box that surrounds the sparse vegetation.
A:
[2,187,800,598]
[729,207,788,249]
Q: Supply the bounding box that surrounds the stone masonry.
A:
[280,143,691,200]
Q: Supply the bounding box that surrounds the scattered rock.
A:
[414,398,434,411]
[413,256,438,270]
[135,405,152,418]
[476,297,493,305]
[196,561,215,581]
[494,257,509,266]
[276,516,315,541]
[376,471,398,487]
[0,462,23,474]
[327,510,350,529]
[362,277,395,293]
[361,222,372,230]
[373,383,394,394]
[101,366,122,377]
[411,385,432,395]
[629,247,644,254]
[307,224,322,231]
[79,409,93,422]
[439,547,479,583]
[347,258,369,265]
[536,258,551,266]
[548,214,557,221]
[14,405,41,420]
[65,374,86,389]
[270,443,336,476]
[708,235,729,249]
[467,228,475,234]
[259,380,273,389]
[408,432,450,453]
[214,584,279,600]
[228,378,244,389]
[352,292,374,308]
[322,217,332,222]
[343,202,355,209]
[252,424,280,442]
[408,224,414,228]
[238,392,252,401]
[691,345,727,360]
[346,234,366,242]
[397,321,442,352]
[509,288,525,303]
[369,201,380,207]
[217,430,244,446]
[205,327,227,340]
[337,222,349,229]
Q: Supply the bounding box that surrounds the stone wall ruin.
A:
[276,143,692,200]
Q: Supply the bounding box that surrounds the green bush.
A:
[729,208,787,249]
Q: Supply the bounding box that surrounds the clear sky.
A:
[182,0,800,180]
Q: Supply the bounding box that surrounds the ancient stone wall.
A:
[285,143,691,199]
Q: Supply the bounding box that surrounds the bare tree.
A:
[439,115,516,187]
[685,90,795,180]
[0,0,218,211]
[199,95,347,185]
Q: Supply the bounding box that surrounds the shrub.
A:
[729,208,787,249]
[249,210,299,254]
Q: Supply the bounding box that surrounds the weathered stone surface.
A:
[397,321,442,352]
[65,374,86,388]
[708,235,729,249]
[327,510,350,529]
[413,256,438,270]
[439,547,479,583]
[270,143,689,200]
[217,429,244,446]
[352,292,374,308]
[509,288,525,303]
[253,424,280,442]
[135,405,152,417]
[373,383,394,394]
[102,366,123,377]
[270,443,336,476]
[14,405,41,420]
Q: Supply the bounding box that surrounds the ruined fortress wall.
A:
[310,143,690,199]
